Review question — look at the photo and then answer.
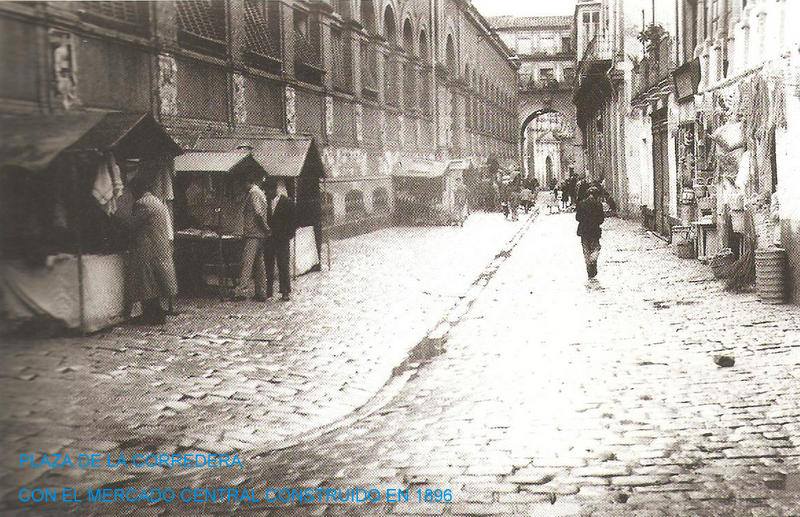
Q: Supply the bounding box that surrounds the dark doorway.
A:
[651,109,670,236]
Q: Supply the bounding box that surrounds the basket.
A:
[710,249,735,279]
[697,196,716,213]
[673,241,695,259]
[755,248,787,304]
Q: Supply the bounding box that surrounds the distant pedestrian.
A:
[499,182,511,218]
[454,177,469,226]
[559,181,569,210]
[520,186,533,212]
[264,179,295,301]
[128,175,178,324]
[576,186,605,279]
[509,188,521,221]
[566,173,578,207]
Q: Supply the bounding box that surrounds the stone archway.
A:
[518,88,582,184]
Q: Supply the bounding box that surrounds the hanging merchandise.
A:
[737,76,754,134]
[770,71,787,130]
[735,150,751,190]
[747,74,770,140]
[91,152,123,215]
[711,121,746,152]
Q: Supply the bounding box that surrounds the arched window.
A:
[418,30,428,62]
[360,0,376,32]
[373,187,389,211]
[345,190,366,219]
[445,34,456,75]
[321,191,335,224]
[383,5,397,46]
[402,18,414,54]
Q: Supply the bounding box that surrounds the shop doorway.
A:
[651,109,670,236]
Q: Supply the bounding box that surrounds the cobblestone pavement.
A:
[0,212,531,504]
[88,209,799,516]
[6,208,800,516]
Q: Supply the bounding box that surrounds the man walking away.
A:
[234,171,269,301]
[129,175,178,324]
[576,186,605,279]
[509,188,521,221]
[264,179,295,301]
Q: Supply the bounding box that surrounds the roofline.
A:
[463,2,518,71]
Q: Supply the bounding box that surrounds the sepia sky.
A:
[472,0,577,18]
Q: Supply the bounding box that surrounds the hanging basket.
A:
[711,121,745,152]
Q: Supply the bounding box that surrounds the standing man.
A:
[129,175,178,324]
[235,170,269,301]
[454,176,469,226]
[575,186,605,279]
[264,179,295,301]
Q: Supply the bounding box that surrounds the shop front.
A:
[391,160,457,225]
[181,135,326,290]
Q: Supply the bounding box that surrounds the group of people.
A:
[500,175,539,221]
[235,172,296,303]
[554,173,617,214]
[127,170,296,325]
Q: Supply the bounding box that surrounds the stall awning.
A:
[447,159,475,172]
[0,112,181,174]
[393,160,448,178]
[194,136,326,178]
[174,151,264,175]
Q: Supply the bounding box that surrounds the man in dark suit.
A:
[264,179,296,301]
[575,186,605,279]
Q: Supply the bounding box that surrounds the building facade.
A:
[573,0,631,214]
[490,15,580,185]
[574,0,800,304]
[0,0,518,236]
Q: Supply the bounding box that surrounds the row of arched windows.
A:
[357,1,429,61]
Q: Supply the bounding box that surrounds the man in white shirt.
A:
[234,171,270,301]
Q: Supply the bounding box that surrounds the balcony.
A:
[361,42,378,100]
[577,33,612,64]
[519,76,573,92]
[294,30,324,85]
[384,55,400,108]
[516,49,576,60]
[632,35,675,97]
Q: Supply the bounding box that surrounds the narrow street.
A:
[9,207,800,516]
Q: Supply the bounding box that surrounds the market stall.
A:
[173,151,267,296]
[392,160,466,225]
[186,135,326,279]
[685,56,794,299]
[0,112,182,334]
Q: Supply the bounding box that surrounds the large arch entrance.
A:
[518,88,583,189]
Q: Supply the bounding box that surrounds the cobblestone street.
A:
[5,208,800,516]
[0,212,529,503]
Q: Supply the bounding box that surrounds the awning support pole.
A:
[322,178,332,271]
[71,155,87,334]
